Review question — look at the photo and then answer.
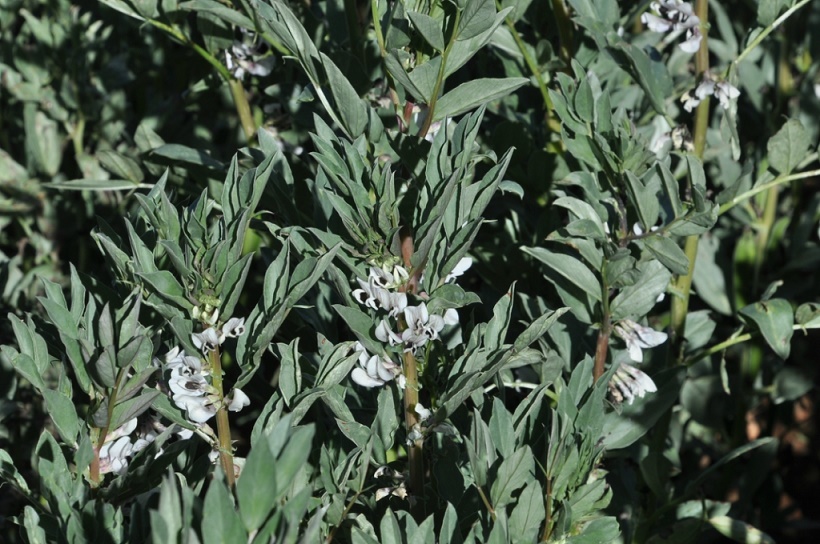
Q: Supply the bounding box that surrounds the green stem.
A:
[209,345,235,487]
[148,19,256,143]
[399,229,424,519]
[593,262,611,382]
[370,0,401,110]
[90,367,128,487]
[497,3,559,132]
[684,324,820,366]
[550,0,573,66]
[668,0,709,363]
[719,165,820,215]
[419,10,461,139]
[229,79,257,143]
[734,0,812,66]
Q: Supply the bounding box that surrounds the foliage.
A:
[2,0,820,542]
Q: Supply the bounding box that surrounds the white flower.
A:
[641,1,702,53]
[350,345,402,388]
[173,393,218,424]
[225,42,275,80]
[370,265,409,290]
[105,418,138,443]
[192,327,224,354]
[222,317,246,338]
[226,388,251,412]
[682,77,740,112]
[99,436,133,475]
[376,483,408,501]
[375,319,403,346]
[443,308,459,326]
[164,350,206,376]
[401,303,449,351]
[613,319,668,363]
[414,403,432,422]
[609,363,658,405]
[352,277,406,316]
[714,81,740,109]
[445,257,473,283]
[168,367,211,397]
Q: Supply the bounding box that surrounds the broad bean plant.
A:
[1,0,820,542]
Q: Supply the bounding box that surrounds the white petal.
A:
[627,341,644,363]
[222,317,246,338]
[227,388,251,412]
[445,257,473,283]
[351,367,384,388]
[641,12,673,32]
[414,403,431,421]
[443,308,459,326]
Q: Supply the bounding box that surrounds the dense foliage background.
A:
[1,0,820,542]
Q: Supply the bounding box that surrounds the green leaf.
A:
[608,42,672,115]
[150,144,225,170]
[98,150,145,183]
[708,516,775,544]
[489,398,515,458]
[767,119,809,175]
[408,11,445,51]
[610,260,671,321]
[0,449,31,495]
[434,77,528,121]
[109,390,161,430]
[321,53,368,138]
[203,474,247,544]
[490,446,535,508]
[603,367,685,449]
[757,0,792,26]
[179,0,254,29]
[739,299,794,359]
[457,0,495,41]
[24,103,62,177]
[93,346,118,388]
[47,179,142,191]
[137,271,193,311]
[642,236,690,275]
[42,389,80,446]
[523,247,601,301]
[508,481,545,543]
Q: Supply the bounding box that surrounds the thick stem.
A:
[229,79,257,143]
[398,228,424,518]
[209,346,235,487]
[668,0,709,363]
[593,263,611,382]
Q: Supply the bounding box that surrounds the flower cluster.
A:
[681,75,741,112]
[224,31,275,80]
[608,319,667,405]
[98,417,156,475]
[641,1,703,53]
[348,263,462,388]
[160,316,249,425]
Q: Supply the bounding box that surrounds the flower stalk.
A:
[208,344,236,487]
[668,0,709,363]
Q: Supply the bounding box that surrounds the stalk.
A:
[496,2,559,132]
[147,19,256,144]
[399,228,424,519]
[593,262,611,382]
[209,345,235,487]
[668,0,709,362]
[419,10,461,139]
